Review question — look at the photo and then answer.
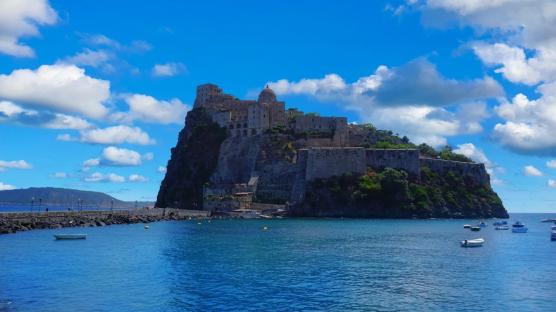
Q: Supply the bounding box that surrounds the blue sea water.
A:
[1,214,555,312]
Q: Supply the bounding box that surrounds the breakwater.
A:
[0,208,210,235]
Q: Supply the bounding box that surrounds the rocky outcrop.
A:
[156,108,227,209]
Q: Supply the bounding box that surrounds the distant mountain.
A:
[0,187,153,209]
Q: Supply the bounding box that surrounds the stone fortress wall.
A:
[194,83,492,208]
[299,147,488,185]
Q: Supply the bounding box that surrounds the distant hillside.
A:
[0,187,153,209]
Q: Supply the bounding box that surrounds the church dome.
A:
[258,85,277,103]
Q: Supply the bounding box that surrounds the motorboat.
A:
[463,224,471,229]
[144,224,150,229]
[478,222,488,228]
[551,227,556,241]
[541,218,556,223]
[461,238,485,247]
[495,225,510,230]
[512,221,528,233]
[54,234,87,240]
[232,209,262,219]
[493,220,507,226]
[470,226,481,232]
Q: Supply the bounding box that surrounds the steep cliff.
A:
[156,108,227,209]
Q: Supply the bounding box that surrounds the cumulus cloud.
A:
[523,165,543,177]
[0,101,93,130]
[84,172,125,183]
[0,64,110,119]
[129,174,148,182]
[492,83,556,154]
[78,125,155,145]
[101,146,142,166]
[158,166,167,174]
[549,179,556,188]
[0,0,58,57]
[82,146,143,169]
[547,160,556,169]
[113,94,189,124]
[152,62,186,77]
[0,160,32,171]
[268,59,502,146]
[79,34,152,53]
[0,182,16,191]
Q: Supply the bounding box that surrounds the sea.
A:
[1,213,555,312]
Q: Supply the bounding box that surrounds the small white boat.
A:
[461,238,484,247]
[463,224,471,229]
[144,224,150,229]
[495,225,510,230]
[54,234,87,240]
[551,231,556,241]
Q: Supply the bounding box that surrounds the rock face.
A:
[156,108,227,209]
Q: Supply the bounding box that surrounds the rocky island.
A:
[156,84,508,219]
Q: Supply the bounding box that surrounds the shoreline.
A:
[0,208,210,235]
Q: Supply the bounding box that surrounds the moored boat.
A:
[493,220,507,226]
[478,222,488,228]
[54,234,87,240]
[460,238,485,247]
[470,226,481,232]
[463,224,471,229]
[512,221,528,233]
[495,225,510,230]
[551,231,556,241]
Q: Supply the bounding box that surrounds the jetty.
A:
[0,208,210,235]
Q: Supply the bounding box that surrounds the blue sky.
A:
[1,0,555,212]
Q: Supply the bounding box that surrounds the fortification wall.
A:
[302,148,367,181]
[420,158,490,185]
[366,149,420,176]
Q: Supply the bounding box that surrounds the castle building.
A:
[194,83,347,142]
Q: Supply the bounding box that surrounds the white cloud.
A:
[78,125,155,145]
[51,172,67,178]
[0,0,58,57]
[82,158,100,170]
[158,166,167,174]
[453,143,489,164]
[80,34,152,53]
[0,182,16,191]
[523,165,543,177]
[0,64,110,119]
[492,83,556,154]
[548,179,556,188]
[268,60,502,146]
[0,160,32,170]
[547,160,556,169]
[129,174,148,182]
[84,172,125,183]
[60,49,113,68]
[152,62,186,77]
[114,94,190,124]
[56,134,74,141]
[0,101,93,130]
[100,146,142,166]
[142,152,154,161]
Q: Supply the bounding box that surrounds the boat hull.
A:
[511,228,528,233]
[54,234,87,240]
[461,238,484,247]
[495,226,509,230]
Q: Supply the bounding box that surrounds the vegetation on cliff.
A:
[156,108,227,209]
[292,167,507,219]
[355,123,473,162]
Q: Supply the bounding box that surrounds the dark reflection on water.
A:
[1,214,556,311]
